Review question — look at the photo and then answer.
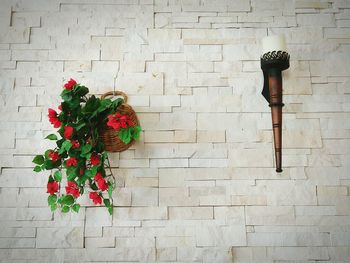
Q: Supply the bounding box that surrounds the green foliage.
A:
[44,159,56,170]
[72,203,80,213]
[81,144,92,156]
[32,155,44,165]
[59,195,75,206]
[118,126,142,144]
[108,184,113,198]
[61,89,72,102]
[45,134,58,140]
[53,171,62,182]
[103,198,110,207]
[48,194,57,205]
[61,206,70,213]
[108,206,113,215]
[91,166,99,176]
[66,167,78,181]
[50,203,57,212]
[33,165,42,172]
[58,140,72,154]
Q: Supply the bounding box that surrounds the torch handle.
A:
[268,68,284,173]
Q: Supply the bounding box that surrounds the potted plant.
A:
[32,79,141,215]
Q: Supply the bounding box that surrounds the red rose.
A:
[48,151,60,162]
[47,181,59,195]
[64,126,73,139]
[65,181,80,198]
[71,140,80,149]
[64,78,77,90]
[90,153,100,166]
[66,157,78,167]
[89,192,102,205]
[94,172,108,191]
[48,108,61,128]
[107,113,133,130]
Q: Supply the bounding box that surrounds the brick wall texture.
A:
[1,0,350,262]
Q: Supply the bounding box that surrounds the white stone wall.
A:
[0,0,350,262]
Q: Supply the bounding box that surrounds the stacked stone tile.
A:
[0,0,349,262]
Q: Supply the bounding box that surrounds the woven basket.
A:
[99,91,139,152]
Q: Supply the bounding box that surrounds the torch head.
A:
[260,35,290,103]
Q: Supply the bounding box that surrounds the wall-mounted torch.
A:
[260,35,290,173]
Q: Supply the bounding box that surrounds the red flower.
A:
[94,172,103,181]
[71,140,80,149]
[107,113,133,130]
[64,126,73,139]
[94,172,108,191]
[48,108,61,128]
[97,179,108,191]
[48,151,60,162]
[47,181,59,195]
[90,153,100,166]
[89,192,102,205]
[64,78,77,90]
[48,108,57,118]
[66,157,78,167]
[65,181,80,198]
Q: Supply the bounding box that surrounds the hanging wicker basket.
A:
[100,91,139,152]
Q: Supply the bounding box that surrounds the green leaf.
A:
[61,205,70,213]
[33,165,42,172]
[75,85,89,97]
[97,99,112,113]
[66,167,78,181]
[111,98,123,109]
[84,169,92,177]
[61,195,75,206]
[68,97,81,109]
[81,144,92,155]
[103,199,111,207]
[45,134,58,140]
[91,166,99,176]
[32,155,44,165]
[58,140,72,154]
[76,175,87,185]
[72,203,80,213]
[53,170,62,182]
[118,128,131,144]
[75,122,86,131]
[90,182,98,191]
[44,159,55,170]
[107,184,113,198]
[61,89,72,102]
[56,138,65,148]
[48,194,57,205]
[85,152,92,160]
[63,140,72,151]
[108,206,113,215]
[131,126,142,140]
[82,95,99,114]
[50,203,57,212]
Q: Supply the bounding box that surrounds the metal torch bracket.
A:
[260,51,290,173]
